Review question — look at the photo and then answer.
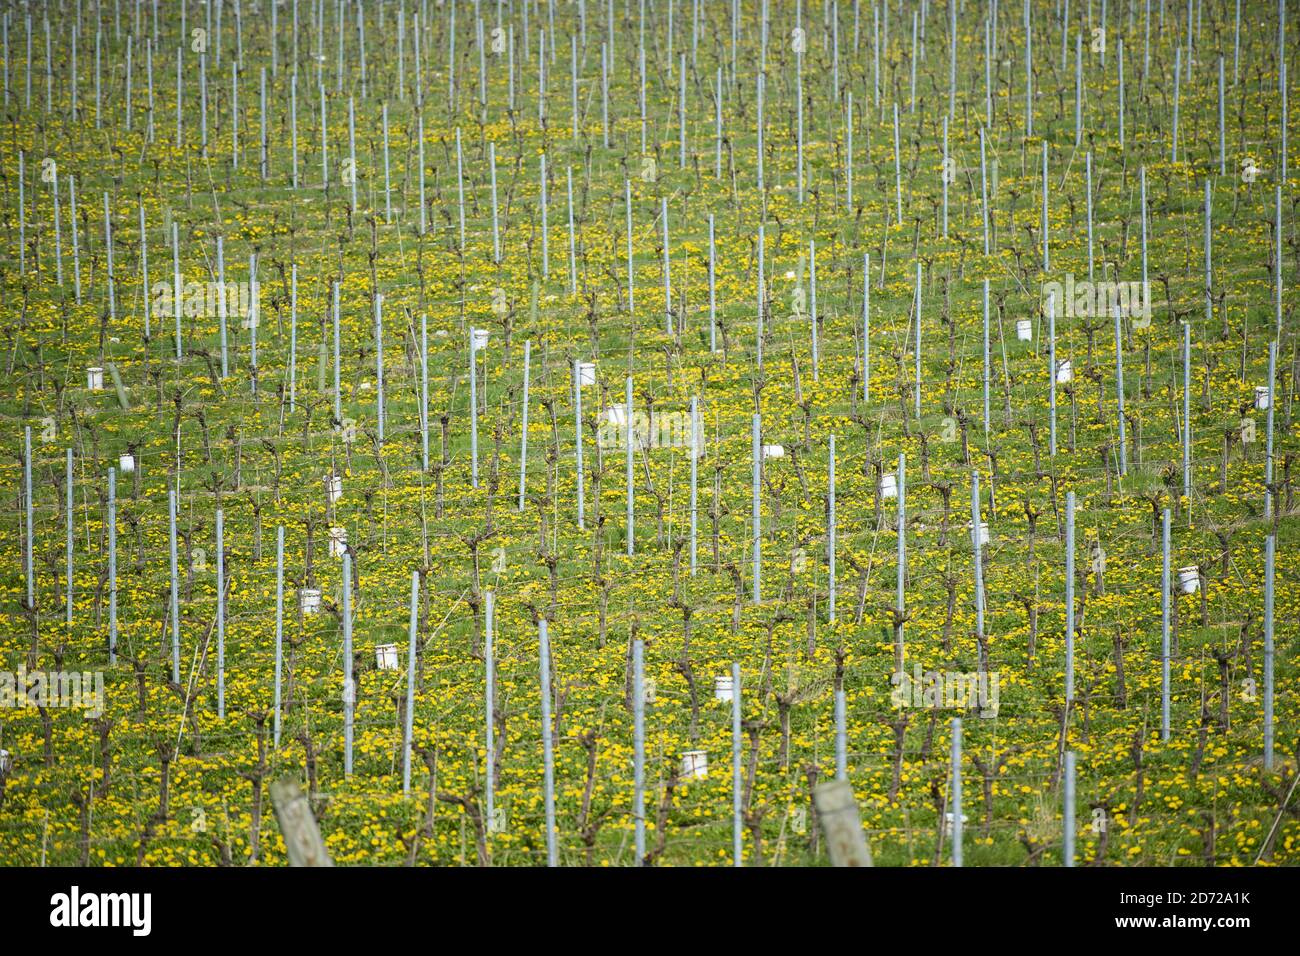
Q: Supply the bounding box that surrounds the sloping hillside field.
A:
[0,0,1296,870]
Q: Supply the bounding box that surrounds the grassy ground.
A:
[0,0,1296,866]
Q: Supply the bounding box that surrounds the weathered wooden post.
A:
[812,779,873,866]
[271,777,334,866]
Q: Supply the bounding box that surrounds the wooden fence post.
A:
[812,780,873,867]
[270,777,333,866]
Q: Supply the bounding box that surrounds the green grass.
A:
[0,1,1295,867]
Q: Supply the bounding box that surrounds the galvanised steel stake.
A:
[973,473,986,643]
[690,397,699,576]
[65,448,73,627]
[22,427,32,611]
[835,688,847,781]
[1161,508,1171,742]
[402,570,419,795]
[731,661,742,866]
[1264,535,1275,770]
[1049,291,1058,457]
[1114,304,1128,475]
[343,552,354,776]
[751,413,761,603]
[1265,340,1277,518]
[486,590,496,830]
[1063,750,1076,866]
[1065,490,1075,703]
[1183,322,1192,502]
[274,525,284,748]
[828,434,836,624]
[519,338,531,510]
[574,360,585,530]
[633,635,645,864]
[215,506,223,717]
[539,618,558,866]
[109,468,118,665]
[469,328,479,488]
[896,453,906,672]
[625,375,634,555]
[952,717,963,866]
[168,488,181,683]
